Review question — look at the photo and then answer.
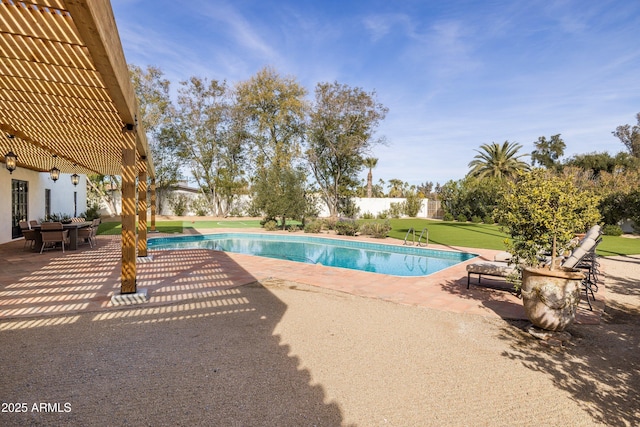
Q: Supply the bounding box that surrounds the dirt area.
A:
[0,255,637,426]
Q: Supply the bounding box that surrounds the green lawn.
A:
[97,218,640,256]
[98,219,263,235]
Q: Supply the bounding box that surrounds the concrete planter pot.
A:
[521,266,585,331]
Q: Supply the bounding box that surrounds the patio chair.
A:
[19,220,30,230]
[40,222,70,254]
[29,220,39,228]
[77,219,98,248]
[22,229,38,250]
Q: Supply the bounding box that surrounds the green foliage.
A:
[439,177,504,220]
[80,203,101,221]
[236,67,307,169]
[482,214,494,224]
[287,224,301,232]
[442,212,454,221]
[388,202,403,218]
[564,151,638,178]
[360,220,392,238]
[338,197,360,218]
[402,191,423,217]
[361,211,374,219]
[190,196,211,216]
[175,77,246,217]
[335,218,359,236]
[45,212,72,223]
[602,224,623,236]
[456,214,468,222]
[169,194,189,216]
[471,215,482,224]
[531,134,565,169]
[376,210,389,219]
[307,82,388,216]
[495,169,602,269]
[252,164,309,230]
[263,220,278,231]
[323,217,338,230]
[304,220,323,233]
[612,112,640,158]
[467,141,530,180]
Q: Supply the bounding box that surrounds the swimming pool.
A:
[148,233,477,277]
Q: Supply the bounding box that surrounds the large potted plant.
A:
[496,169,601,331]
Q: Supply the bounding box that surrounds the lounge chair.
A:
[40,222,70,254]
[561,226,603,310]
[466,261,516,289]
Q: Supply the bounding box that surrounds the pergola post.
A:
[120,133,137,294]
[150,178,157,232]
[137,161,148,257]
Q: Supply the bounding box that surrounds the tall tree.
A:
[363,157,378,198]
[175,77,246,216]
[235,67,307,172]
[564,151,638,178]
[306,81,388,216]
[613,112,640,158]
[129,65,182,214]
[467,141,529,180]
[235,67,308,221]
[387,178,407,197]
[531,134,565,169]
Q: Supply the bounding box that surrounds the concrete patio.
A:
[0,231,604,325]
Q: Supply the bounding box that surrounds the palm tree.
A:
[468,141,530,180]
[363,157,378,198]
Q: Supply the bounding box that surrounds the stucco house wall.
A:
[0,167,87,244]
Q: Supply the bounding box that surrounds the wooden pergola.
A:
[0,0,156,296]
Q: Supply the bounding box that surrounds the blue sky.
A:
[111,0,640,186]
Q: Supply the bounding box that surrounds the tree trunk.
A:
[367,169,373,198]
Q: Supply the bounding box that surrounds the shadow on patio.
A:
[0,237,347,425]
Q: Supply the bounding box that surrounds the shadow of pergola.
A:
[0,239,348,425]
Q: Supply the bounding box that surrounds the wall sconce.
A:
[5,150,17,174]
[50,154,60,182]
[71,164,79,186]
[5,134,17,174]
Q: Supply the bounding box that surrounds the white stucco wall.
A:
[0,167,87,244]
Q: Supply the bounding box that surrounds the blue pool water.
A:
[148,233,477,277]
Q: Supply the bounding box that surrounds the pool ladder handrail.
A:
[403,227,429,246]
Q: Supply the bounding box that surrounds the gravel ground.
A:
[0,256,638,426]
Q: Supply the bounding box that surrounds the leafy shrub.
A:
[376,210,389,219]
[402,191,423,217]
[456,214,468,222]
[483,214,494,224]
[287,224,301,232]
[80,204,100,221]
[190,196,210,216]
[335,218,359,236]
[360,220,391,238]
[323,217,338,230]
[389,202,403,218]
[442,212,454,221]
[304,220,323,233]
[361,211,375,219]
[471,215,482,224]
[169,194,189,216]
[602,224,623,236]
[263,220,278,231]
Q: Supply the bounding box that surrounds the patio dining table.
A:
[31,221,92,251]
